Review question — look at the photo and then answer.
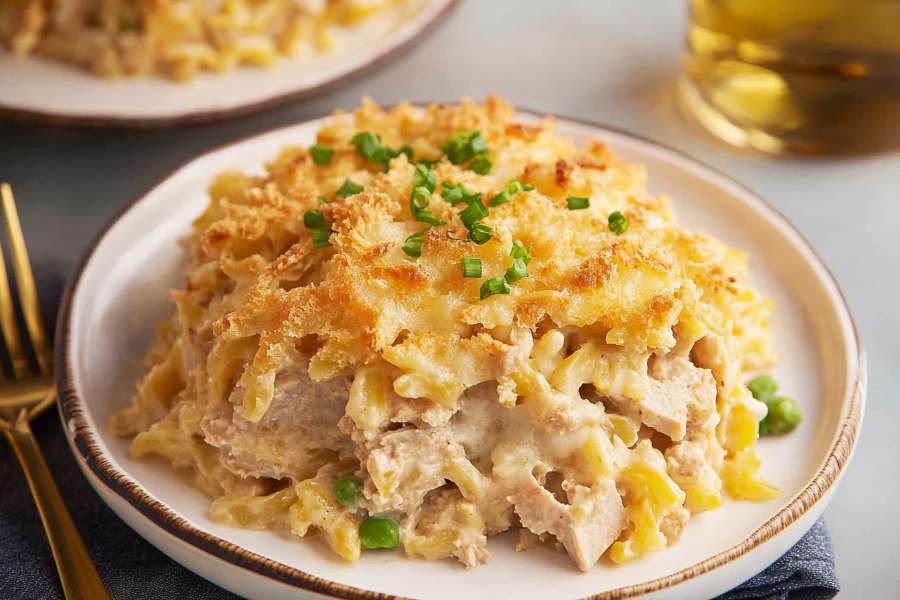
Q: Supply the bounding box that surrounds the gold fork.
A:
[0,184,109,600]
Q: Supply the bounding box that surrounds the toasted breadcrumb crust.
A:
[111,97,779,571]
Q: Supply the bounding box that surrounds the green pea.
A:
[359,516,400,550]
[766,397,802,435]
[747,375,778,402]
[333,475,363,508]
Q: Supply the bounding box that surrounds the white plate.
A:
[0,0,455,126]
[56,110,865,599]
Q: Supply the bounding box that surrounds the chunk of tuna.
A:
[609,354,716,441]
[512,475,626,571]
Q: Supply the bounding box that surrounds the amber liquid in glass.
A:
[679,0,900,154]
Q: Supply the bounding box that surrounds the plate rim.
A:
[54,107,866,599]
[0,0,458,128]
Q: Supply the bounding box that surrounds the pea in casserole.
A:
[110,97,782,571]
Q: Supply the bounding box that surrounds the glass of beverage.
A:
[678,0,900,154]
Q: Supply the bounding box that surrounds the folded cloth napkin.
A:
[0,416,839,600]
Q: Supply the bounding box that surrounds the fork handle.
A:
[3,415,110,600]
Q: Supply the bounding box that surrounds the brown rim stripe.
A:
[0,0,459,129]
[55,109,865,600]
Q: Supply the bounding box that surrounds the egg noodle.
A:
[1,0,410,80]
[109,97,780,571]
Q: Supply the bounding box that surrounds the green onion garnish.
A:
[398,145,415,161]
[409,180,445,226]
[441,130,489,166]
[441,182,481,206]
[411,186,431,211]
[310,144,334,166]
[351,131,397,168]
[488,191,510,207]
[459,198,488,229]
[402,228,428,257]
[608,210,628,234]
[567,196,590,210]
[468,222,493,244]
[469,155,492,175]
[336,179,363,198]
[505,241,532,283]
[317,196,330,205]
[461,258,482,278]
[505,258,528,282]
[480,276,510,299]
[510,240,532,264]
[412,163,436,193]
[303,209,326,230]
[311,228,332,248]
[490,179,531,207]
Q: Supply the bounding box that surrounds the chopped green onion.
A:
[402,228,428,257]
[317,196,330,205]
[311,228,332,248]
[411,186,431,211]
[441,182,481,206]
[398,145,415,161]
[488,191,510,207]
[522,182,535,191]
[310,144,334,166]
[441,130,488,166]
[441,182,464,205]
[748,375,778,403]
[469,132,488,155]
[506,180,524,195]
[480,276,510,299]
[359,517,400,550]
[468,222,493,244]
[412,163,436,193]
[461,257,482,278]
[336,179,363,198]
[505,257,528,282]
[509,240,532,264]
[334,475,363,507]
[490,180,531,207]
[469,155,492,175]
[459,198,488,229]
[303,209,326,230]
[410,187,445,226]
[415,210,445,226]
[567,196,590,210]
[608,210,628,234]
[351,131,396,168]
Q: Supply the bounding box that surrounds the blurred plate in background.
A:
[0,0,456,127]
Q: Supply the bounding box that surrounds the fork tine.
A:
[1,184,51,375]
[0,194,27,379]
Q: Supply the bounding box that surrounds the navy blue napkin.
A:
[0,414,838,600]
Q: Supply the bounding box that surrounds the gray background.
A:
[1,1,897,596]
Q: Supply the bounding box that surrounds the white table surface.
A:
[1,1,897,596]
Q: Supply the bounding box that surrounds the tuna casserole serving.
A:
[1,0,417,80]
[110,97,792,572]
